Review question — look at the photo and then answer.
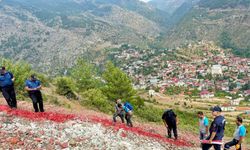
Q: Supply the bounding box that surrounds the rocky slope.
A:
[0,104,197,150]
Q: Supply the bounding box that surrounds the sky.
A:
[139,0,151,2]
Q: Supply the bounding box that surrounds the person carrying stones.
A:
[224,116,246,150]
[117,103,133,127]
[162,109,178,140]
[123,102,133,127]
[113,99,125,124]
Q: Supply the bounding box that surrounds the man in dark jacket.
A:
[162,109,178,140]
[0,66,17,108]
[202,106,226,150]
[25,75,44,112]
[113,99,124,124]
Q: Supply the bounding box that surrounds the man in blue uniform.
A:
[202,106,226,150]
[0,66,17,108]
[224,116,246,150]
[25,74,44,112]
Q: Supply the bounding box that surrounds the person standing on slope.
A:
[162,109,178,140]
[113,99,125,124]
[224,116,246,150]
[123,102,133,127]
[202,106,226,150]
[117,102,133,127]
[0,66,17,108]
[198,111,209,140]
[25,74,44,112]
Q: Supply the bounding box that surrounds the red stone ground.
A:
[0,99,201,148]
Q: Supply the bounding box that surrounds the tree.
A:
[81,89,111,113]
[229,82,237,91]
[70,59,101,92]
[102,61,136,101]
[237,72,245,79]
[241,81,250,91]
[55,77,76,99]
[220,31,234,49]
[204,73,213,80]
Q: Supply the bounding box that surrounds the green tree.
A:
[241,82,250,91]
[229,82,237,91]
[102,62,136,101]
[220,31,234,49]
[70,59,101,92]
[237,72,245,79]
[81,89,112,113]
[204,73,213,80]
[55,77,76,99]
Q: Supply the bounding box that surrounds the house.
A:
[148,90,155,97]
[211,65,223,76]
[200,90,214,99]
[244,90,250,97]
[149,78,159,85]
[231,98,244,106]
[221,104,236,112]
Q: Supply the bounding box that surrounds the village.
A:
[109,41,250,113]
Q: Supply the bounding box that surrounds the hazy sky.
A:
[139,0,151,2]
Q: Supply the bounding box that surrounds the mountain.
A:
[0,0,169,75]
[149,0,187,14]
[149,0,200,15]
[162,0,250,57]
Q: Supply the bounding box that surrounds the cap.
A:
[211,106,222,112]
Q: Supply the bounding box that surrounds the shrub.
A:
[55,77,76,99]
[135,105,162,122]
[80,89,112,113]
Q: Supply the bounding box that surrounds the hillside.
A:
[149,0,188,14]
[162,0,250,58]
[148,0,200,25]
[0,100,195,149]
[0,0,168,75]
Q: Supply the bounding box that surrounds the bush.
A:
[215,90,231,98]
[127,96,145,109]
[55,77,76,99]
[80,89,112,113]
[135,105,162,122]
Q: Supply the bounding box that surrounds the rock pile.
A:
[0,111,197,150]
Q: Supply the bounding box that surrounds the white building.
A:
[231,98,244,106]
[221,106,236,112]
[148,90,155,97]
[211,65,223,75]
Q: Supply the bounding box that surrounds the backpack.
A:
[124,102,133,111]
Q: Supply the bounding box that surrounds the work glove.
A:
[235,144,240,150]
